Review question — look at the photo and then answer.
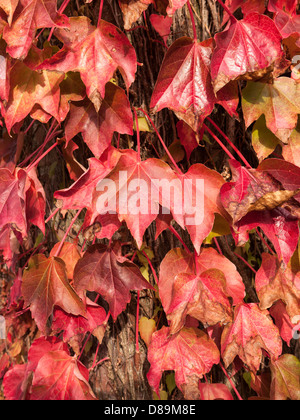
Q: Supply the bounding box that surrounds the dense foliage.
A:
[0,0,299,400]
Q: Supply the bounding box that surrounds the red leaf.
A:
[50,241,81,279]
[220,159,300,264]
[274,10,300,38]
[25,168,46,235]
[176,120,199,160]
[91,149,184,248]
[234,208,299,266]
[52,298,107,345]
[3,364,30,400]
[4,60,64,134]
[3,0,69,59]
[269,354,300,400]
[150,37,238,131]
[242,78,300,144]
[0,167,27,236]
[175,164,227,253]
[22,254,86,332]
[221,0,266,24]
[167,268,233,334]
[54,147,121,211]
[269,301,296,346]
[198,382,234,400]
[159,247,245,315]
[268,0,298,15]
[255,253,300,321]
[211,13,283,92]
[221,303,282,372]
[30,350,96,400]
[147,326,220,398]
[65,83,133,158]
[118,0,153,30]
[73,242,154,320]
[149,14,172,44]
[37,16,137,110]
[0,0,19,25]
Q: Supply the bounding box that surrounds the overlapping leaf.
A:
[242,78,300,143]
[147,326,220,399]
[255,253,300,321]
[211,13,283,92]
[221,303,282,372]
[150,37,239,131]
[73,242,154,320]
[22,254,86,332]
[3,0,69,59]
[65,82,133,158]
[37,16,137,110]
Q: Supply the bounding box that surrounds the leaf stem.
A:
[53,209,83,257]
[142,250,159,285]
[169,225,190,254]
[137,108,183,174]
[203,123,235,161]
[206,117,252,168]
[187,0,197,42]
[216,0,237,22]
[219,361,243,400]
[45,207,60,224]
[26,140,59,172]
[98,0,104,27]
[255,228,276,255]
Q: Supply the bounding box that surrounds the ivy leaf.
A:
[150,37,238,131]
[0,168,27,237]
[65,82,133,159]
[30,350,96,400]
[54,148,121,211]
[3,0,69,59]
[0,0,19,25]
[52,298,107,350]
[91,149,184,248]
[221,303,282,372]
[147,326,220,399]
[198,382,234,400]
[255,253,300,321]
[242,78,300,144]
[211,13,283,93]
[4,60,64,134]
[118,0,153,30]
[73,243,154,320]
[221,159,300,265]
[159,247,245,315]
[167,268,233,334]
[22,254,86,333]
[270,354,300,400]
[37,16,137,111]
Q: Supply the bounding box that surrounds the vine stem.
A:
[129,251,140,354]
[215,0,237,22]
[187,0,197,42]
[53,209,83,257]
[219,361,243,400]
[137,108,183,174]
[203,123,235,161]
[206,117,252,168]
